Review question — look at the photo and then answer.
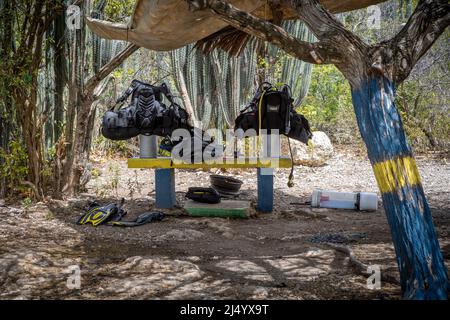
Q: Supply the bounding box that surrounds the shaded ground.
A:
[0,148,449,299]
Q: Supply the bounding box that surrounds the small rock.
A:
[309,232,367,244]
[67,198,89,209]
[157,229,204,241]
[290,131,334,166]
[9,207,23,215]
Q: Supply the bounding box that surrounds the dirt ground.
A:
[0,148,449,299]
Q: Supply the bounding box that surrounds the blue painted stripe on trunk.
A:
[381,184,449,299]
[351,76,412,164]
[351,75,448,299]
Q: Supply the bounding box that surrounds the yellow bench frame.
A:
[128,157,292,212]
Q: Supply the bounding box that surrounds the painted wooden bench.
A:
[129,136,291,212]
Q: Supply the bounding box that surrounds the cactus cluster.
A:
[170,21,314,132]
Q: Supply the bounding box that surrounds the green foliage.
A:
[100,0,135,22]
[303,65,348,123]
[91,168,101,178]
[397,79,450,151]
[301,65,360,144]
[302,58,449,150]
[0,141,29,193]
[21,197,32,209]
[93,135,132,157]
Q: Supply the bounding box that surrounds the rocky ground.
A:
[0,147,449,299]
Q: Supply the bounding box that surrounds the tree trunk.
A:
[15,91,44,200]
[0,0,14,198]
[351,74,449,299]
[65,96,94,195]
[53,4,66,143]
[61,17,83,196]
[44,27,54,149]
[84,102,99,157]
[174,64,197,124]
[64,44,139,195]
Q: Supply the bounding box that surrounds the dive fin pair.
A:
[108,211,165,227]
[77,199,126,227]
[77,199,164,227]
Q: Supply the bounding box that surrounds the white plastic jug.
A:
[311,189,378,211]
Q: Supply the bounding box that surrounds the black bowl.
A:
[210,175,243,193]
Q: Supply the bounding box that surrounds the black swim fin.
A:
[109,211,165,227]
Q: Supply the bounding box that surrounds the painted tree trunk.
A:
[351,75,449,299]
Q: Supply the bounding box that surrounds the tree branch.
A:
[92,76,115,100]
[186,0,339,65]
[84,43,140,95]
[289,0,369,83]
[390,0,450,84]
[289,0,361,43]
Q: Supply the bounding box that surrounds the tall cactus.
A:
[170,20,313,132]
[268,20,315,106]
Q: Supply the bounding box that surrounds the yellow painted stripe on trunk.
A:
[373,156,421,193]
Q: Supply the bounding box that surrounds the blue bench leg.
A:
[257,168,274,212]
[155,169,176,208]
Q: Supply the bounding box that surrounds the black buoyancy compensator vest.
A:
[234,82,312,144]
[101,80,190,140]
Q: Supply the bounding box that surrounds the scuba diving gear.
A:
[101,80,190,141]
[77,199,164,228]
[77,199,126,227]
[109,211,165,227]
[170,127,224,162]
[101,79,222,161]
[234,82,313,188]
[185,187,221,204]
[234,82,312,144]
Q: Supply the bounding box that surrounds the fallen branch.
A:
[20,180,43,200]
[326,242,400,285]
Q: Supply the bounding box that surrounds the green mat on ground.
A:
[184,200,250,219]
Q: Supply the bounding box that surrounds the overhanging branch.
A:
[289,0,369,82]
[84,43,140,95]
[389,0,450,84]
[186,0,339,65]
